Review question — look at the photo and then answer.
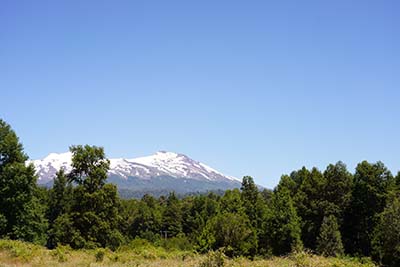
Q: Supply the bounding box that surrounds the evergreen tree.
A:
[265,187,302,255]
[289,167,311,196]
[344,161,394,256]
[130,195,161,241]
[372,194,400,267]
[241,176,259,221]
[182,194,220,239]
[47,169,72,224]
[395,172,400,191]
[162,192,183,237]
[276,174,297,197]
[294,167,327,250]
[0,119,47,244]
[220,189,245,214]
[322,162,353,223]
[46,169,73,248]
[241,176,265,254]
[316,215,344,257]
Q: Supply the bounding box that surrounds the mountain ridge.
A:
[29,151,241,196]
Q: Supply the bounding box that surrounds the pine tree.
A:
[241,176,259,221]
[46,169,73,248]
[344,161,394,256]
[162,192,183,237]
[47,169,72,223]
[372,194,400,267]
[0,119,47,244]
[294,167,327,250]
[241,176,265,254]
[265,187,302,255]
[241,176,265,225]
[322,162,353,223]
[130,195,161,241]
[316,215,344,257]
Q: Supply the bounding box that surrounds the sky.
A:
[1,1,399,188]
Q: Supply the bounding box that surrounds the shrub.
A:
[198,248,225,267]
[50,245,70,262]
[95,248,106,262]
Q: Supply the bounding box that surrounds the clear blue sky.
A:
[1,1,399,188]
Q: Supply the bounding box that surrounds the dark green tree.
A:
[288,167,311,196]
[46,169,73,248]
[241,176,259,221]
[241,176,265,254]
[0,119,47,244]
[322,162,353,222]
[264,187,302,255]
[197,212,257,257]
[294,167,327,250]
[130,195,162,241]
[162,192,183,237]
[344,161,394,256]
[372,194,400,267]
[182,194,220,240]
[47,169,72,223]
[316,215,344,257]
[54,145,123,249]
[220,189,245,214]
[395,172,400,191]
[68,145,110,193]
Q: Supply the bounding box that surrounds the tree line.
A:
[1,119,399,266]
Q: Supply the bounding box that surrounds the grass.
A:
[0,239,377,267]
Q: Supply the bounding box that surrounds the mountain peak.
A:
[43,152,72,161]
[29,151,240,191]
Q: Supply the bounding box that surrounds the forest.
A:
[1,118,399,267]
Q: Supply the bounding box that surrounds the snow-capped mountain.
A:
[29,151,241,196]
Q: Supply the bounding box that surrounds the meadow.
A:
[0,239,376,267]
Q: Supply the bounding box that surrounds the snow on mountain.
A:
[29,151,240,186]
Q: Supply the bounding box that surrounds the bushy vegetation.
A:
[1,117,400,266]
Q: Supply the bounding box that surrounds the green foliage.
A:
[129,194,162,241]
[197,212,257,257]
[316,215,344,257]
[294,167,327,250]
[0,239,40,261]
[162,192,183,237]
[241,176,259,222]
[372,194,400,267]
[52,145,123,249]
[0,119,47,244]
[68,145,110,193]
[159,233,193,251]
[50,245,70,262]
[220,189,244,214]
[322,162,353,220]
[344,161,394,256]
[198,248,226,267]
[265,186,303,255]
[2,119,400,262]
[95,248,106,262]
[241,176,266,254]
[47,169,72,248]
